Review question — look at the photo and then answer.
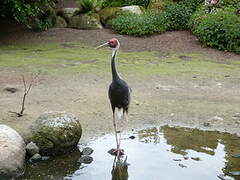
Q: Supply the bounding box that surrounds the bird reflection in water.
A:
[111,155,129,180]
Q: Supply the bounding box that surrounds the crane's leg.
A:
[113,111,120,154]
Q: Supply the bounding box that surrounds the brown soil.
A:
[0,19,240,142]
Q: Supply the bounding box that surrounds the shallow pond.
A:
[18,126,240,180]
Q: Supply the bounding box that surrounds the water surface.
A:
[18,126,240,180]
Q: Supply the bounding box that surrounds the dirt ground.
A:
[0,19,240,142]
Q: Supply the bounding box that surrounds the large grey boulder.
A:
[120,5,143,15]
[69,13,103,29]
[57,8,80,23]
[0,125,26,179]
[31,112,82,155]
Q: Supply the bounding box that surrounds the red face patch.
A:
[108,38,118,48]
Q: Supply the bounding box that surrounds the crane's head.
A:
[96,38,120,50]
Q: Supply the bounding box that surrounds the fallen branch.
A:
[9,73,39,117]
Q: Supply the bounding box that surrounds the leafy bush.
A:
[79,0,101,13]
[189,7,240,53]
[101,0,125,8]
[102,0,149,8]
[218,0,240,8]
[112,11,166,36]
[0,0,55,30]
[124,0,150,8]
[163,2,194,30]
[161,0,204,31]
[181,0,204,11]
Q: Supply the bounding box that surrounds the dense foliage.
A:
[0,0,55,30]
[112,11,166,36]
[189,7,240,53]
[79,0,102,13]
[162,0,204,30]
[112,0,204,34]
[102,0,149,8]
[218,0,240,9]
[163,3,194,30]
[124,0,150,7]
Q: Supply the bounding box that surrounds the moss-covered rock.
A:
[31,112,82,155]
[55,16,67,28]
[99,7,121,25]
[99,6,143,26]
[57,8,80,23]
[148,0,174,11]
[68,13,103,29]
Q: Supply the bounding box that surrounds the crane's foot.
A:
[108,148,124,156]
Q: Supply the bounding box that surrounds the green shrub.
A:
[0,0,55,30]
[79,0,100,13]
[219,0,240,8]
[163,3,194,30]
[101,0,125,8]
[181,0,204,11]
[189,8,240,53]
[124,0,150,8]
[112,11,166,36]
[161,0,204,31]
[102,0,150,8]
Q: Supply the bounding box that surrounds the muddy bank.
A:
[0,72,240,142]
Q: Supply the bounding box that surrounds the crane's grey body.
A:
[109,50,131,114]
[96,38,131,157]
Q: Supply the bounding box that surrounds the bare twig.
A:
[9,73,39,117]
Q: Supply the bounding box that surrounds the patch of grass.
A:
[0,42,240,79]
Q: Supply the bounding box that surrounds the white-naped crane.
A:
[97,38,131,156]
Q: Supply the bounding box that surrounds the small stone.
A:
[211,116,224,121]
[232,154,240,158]
[29,153,42,163]
[129,135,135,139]
[178,163,187,168]
[193,76,197,78]
[79,155,93,164]
[108,148,124,156]
[3,87,18,93]
[82,147,93,156]
[41,156,50,161]
[229,171,240,176]
[216,82,222,87]
[173,159,182,161]
[191,157,201,161]
[26,142,39,156]
[233,113,240,118]
[203,122,210,127]
[224,75,230,77]
[183,157,189,160]
[217,174,231,180]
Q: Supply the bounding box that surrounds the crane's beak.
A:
[96,42,109,49]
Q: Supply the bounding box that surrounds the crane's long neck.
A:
[111,49,120,82]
